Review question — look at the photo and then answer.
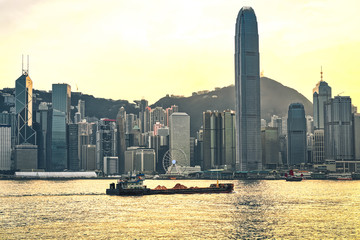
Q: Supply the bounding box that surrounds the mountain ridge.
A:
[1,76,312,136]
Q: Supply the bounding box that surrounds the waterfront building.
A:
[81,144,96,171]
[235,6,262,171]
[202,110,236,170]
[279,135,287,166]
[77,121,91,169]
[148,133,169,173]
[15,71,36,145]
[287,103,306,166]
[313,129,325,164]
[116,107,126,173]
[221,110,236,169]
[169,112,190,167]
[313,70,331,130]
[68,123,80,171]
[354,114,360,160]
[103,156,119,175]
[46,83,71,171]
[124,147,156,174]
[203,111,221,170]
[14,144,38,170]
[14,66,38,169]
[47,109,67,171]
[261,127,279,169]
[35,102,50,169]
[307,133,314,164]
[134,148,156,173]
[324,96,354,171]
[52,84,71,123]
[96,119,117,172]
[0,124,12,170]
[0,111,17,147]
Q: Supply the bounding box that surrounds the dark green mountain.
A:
[1,77,312,137]
[152,77,313,136]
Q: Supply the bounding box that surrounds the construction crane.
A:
[337,91,344,96]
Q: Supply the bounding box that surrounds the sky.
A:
[1,0,360,108]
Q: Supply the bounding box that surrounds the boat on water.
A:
[106,174,234,196]
[285,176,303,181]
[285,170,303,182]
[337,177,352,180]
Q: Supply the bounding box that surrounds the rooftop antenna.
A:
[320,66,323,82]
[21,54,29,75]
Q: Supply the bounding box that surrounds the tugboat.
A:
[106,174,234,196]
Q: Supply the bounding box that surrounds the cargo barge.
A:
[106,174,234,196]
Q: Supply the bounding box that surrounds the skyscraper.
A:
[52,84,71,123]
[313,69,331,130]
[324,96,354,162]
[287,103,307,166]
[15,71,36,145]
[0,125,12,170]
[202,110,236,170]
[46,84,71,171]
[47,109,67,170]
[235,7,262,171]
[169,112,190,167]
[116,107,126,173]
[77,100,85,120]
[96,119,117,172]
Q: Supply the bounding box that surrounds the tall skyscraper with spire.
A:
[235,7,262,171]
[15,61,36,145]
[14,56,38,170]
[313,67,332,130]
[312,68,331,164]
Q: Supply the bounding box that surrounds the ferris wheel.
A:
[162,148,188,175]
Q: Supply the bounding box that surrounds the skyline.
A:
[1,0,360,107]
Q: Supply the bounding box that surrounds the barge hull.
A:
[106,185,234,196]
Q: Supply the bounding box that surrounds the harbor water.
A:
[1,179,359,239]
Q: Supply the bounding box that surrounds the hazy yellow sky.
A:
[1,0,360,108]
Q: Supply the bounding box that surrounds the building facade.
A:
[235,7,262,171]
[287,103,306,166]
[169,112,190,167]
[96,119,117,172]
[0,125,12,170]
[313,75,331,130]
[15,73,36,145]
[324,96,354,161]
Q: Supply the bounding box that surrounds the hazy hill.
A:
[1,77,312,137]
[152,77,313,136]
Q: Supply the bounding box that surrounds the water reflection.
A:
[0,179,359,239]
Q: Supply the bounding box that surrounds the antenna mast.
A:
[320,66,323,82]
[21,54,30,75]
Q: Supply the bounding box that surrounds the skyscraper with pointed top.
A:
[15,58,36,145]
[313,67,332,130]
[235,7,262,171]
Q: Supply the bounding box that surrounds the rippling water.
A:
[1,179,359,239]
